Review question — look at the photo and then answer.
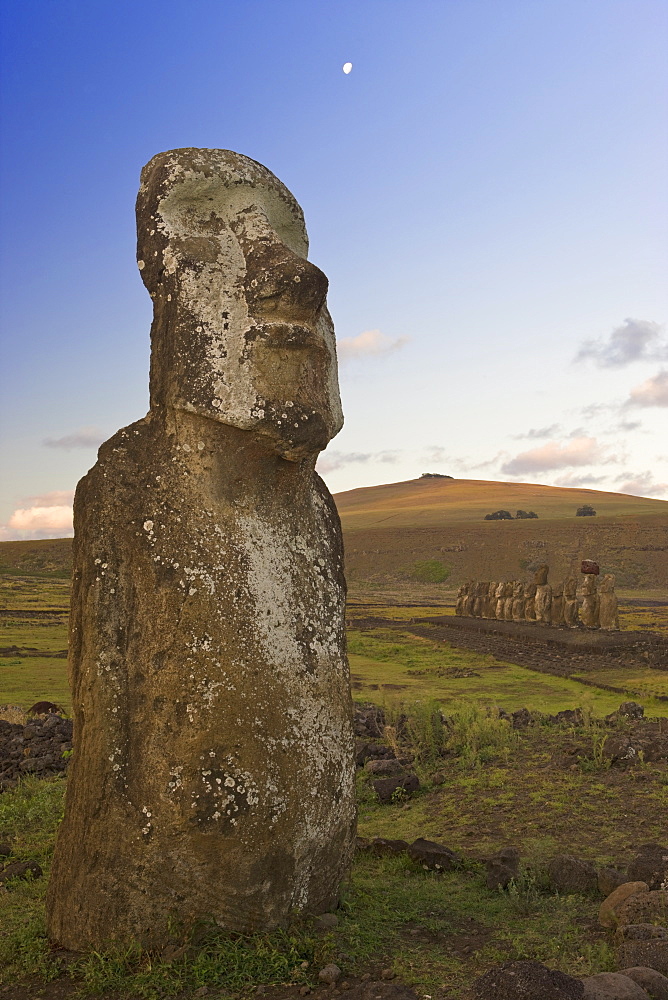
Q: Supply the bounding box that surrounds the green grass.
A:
[348,629,668,717]
[0,770,622,998]
[0,656,71,713]
[0,574,70,610]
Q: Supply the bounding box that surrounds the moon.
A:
[342,62,353,75]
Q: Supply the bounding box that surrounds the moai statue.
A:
[580,574,600,628]
[534,564,552,624]
[495,581,506,619]
[483,581,498,619]
[523,582,536,621]
[464,582,476,617]
[47,149,356,951]
[503,581,515,620]
[599,574,619,630]
[551,580,565,626]
[511,581,525,621]
[473,581,488,617]
[562,577,579,627]
[455,582,468,616]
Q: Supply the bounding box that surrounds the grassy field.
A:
[1,552,667,997]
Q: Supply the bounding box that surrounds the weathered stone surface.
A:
[46,149,356,950]
[373,773,420,804]
[599,868,633,897]
[628,846,668,891]
[486,846,521,890]
[599,883,650,929]
[563,577,580,627]
[580,574,600,628]
[581,972,650,999]
[0,860,43,883]
[599,574,620,630]
[619,967,668,1000]
[617,941,668,977]
[547,855,598,894]
[616,924,668,942]
[469,960,584,999]
[618,892,668,930]
[407,838,459,871]
[368,838,409,857]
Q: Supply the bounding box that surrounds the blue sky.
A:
[1,0,667,538]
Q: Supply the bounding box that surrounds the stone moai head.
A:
[136,148,343,460]
[552,580,564,598]
[581,574,597,595]
[600,573,615,593]
[513,581,523,597]
[534,564,549,586]
[564,577,577,598]
[524,582,536,599]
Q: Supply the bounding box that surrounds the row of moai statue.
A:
[455,562,619,630]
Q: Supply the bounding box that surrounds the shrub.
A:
[515,510,538,519]
[410,559,450,583]
[484,510,513,520]
[576,505,596,516]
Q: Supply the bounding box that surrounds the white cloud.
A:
[0,490,74,541]
[626,370,668,408]
[43,426,105,450]
[337,329,409,361]
[614,471,668,498]
[553,473,608,487]
[575,318,667,368]
[316,450,399,474]
[512,424,562,440]
[500,436,611,475]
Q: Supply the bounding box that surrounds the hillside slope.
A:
[1,478,666,590]
[335,478,668,589]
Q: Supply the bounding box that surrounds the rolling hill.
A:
[0,477,666,591]
[334,477,668,590]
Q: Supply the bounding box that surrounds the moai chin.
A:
[46,149,356,950]
[599,573,619,630]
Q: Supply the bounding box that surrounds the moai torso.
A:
[599,574,619,630]
[484,582,497,619]
[523,582,536,621]
[580,573,600,627]
[511,581,525,621]
[464,583,476,616]
[503,582,515,620]
[455,583,467,616]
[473,581,488,617]
[534,564,552,624]
[47,149,355,951]
[551,582,565,625]
[562,577,579,626]
[495,581,506,620]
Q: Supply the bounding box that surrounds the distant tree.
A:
[484,510,513,520]
[576,504,597,517]
[420,473,454,479]
[515,510,538,519]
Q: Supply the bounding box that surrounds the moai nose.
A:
[239,230,329,326]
